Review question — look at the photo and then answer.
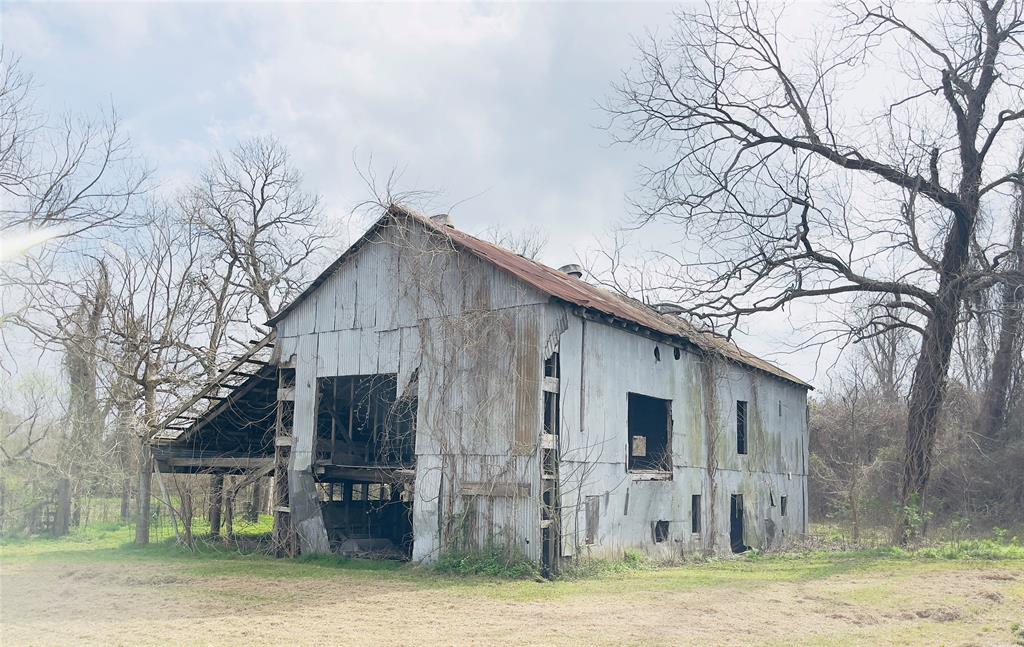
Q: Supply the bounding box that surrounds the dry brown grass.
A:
[1,543,1022,646]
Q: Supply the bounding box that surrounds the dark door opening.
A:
[730,494,747,553]
[314,374,418,559]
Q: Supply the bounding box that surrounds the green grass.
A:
[2,519,1021,602]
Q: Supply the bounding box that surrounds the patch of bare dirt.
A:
[1,559,1022,646]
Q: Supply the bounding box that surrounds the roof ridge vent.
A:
[652,302,685,315]
[558,263,583,279]
[431,214,454,228]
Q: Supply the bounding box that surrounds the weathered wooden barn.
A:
[154,206,811,572]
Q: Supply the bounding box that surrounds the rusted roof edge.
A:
[267,205,813,391]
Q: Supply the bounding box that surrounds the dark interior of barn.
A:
[314,374,417,558]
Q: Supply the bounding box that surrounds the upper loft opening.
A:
[627,392,672,474]
[315,374,417,468]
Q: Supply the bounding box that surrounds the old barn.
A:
[154,206,811,574]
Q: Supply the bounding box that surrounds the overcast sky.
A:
[3,1,832,385]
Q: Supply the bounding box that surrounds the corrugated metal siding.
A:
[557,306,808,559]
[276,221,548,562]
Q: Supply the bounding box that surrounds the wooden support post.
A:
[224,478,234,541]
[272,367,298,557]
[135,439,153,546]
[154,468,181,544]
[329,379,336,464]
[209,474,224,539]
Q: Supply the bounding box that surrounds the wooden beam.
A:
[154,333,275,435]
[461,481,531,497]
[167,456,273,470]
[313,464,416,483]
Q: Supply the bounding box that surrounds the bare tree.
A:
[184,136,325,322]
[976,152,1024,441]
[479,224,548,260]
[99,206,208,544]
[609,0,1024,542]
[0,49,147,252]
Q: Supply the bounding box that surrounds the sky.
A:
[1,1,834,385]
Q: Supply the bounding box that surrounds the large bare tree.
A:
[184,136,325,322]
[99,207,208,544]
[609,0,1023,540]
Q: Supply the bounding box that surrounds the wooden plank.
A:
[167,457,273,469]
[154,333,275,437]
[313,464,415,483]
[460,481,531,498]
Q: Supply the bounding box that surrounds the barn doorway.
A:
[314,374,418,558]
[730,494,747,553]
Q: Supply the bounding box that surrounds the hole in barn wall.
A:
[653,346,661,362]
[544,351,560,378]
[736,400,748,455]
[781,496,788,517]
[730,494,747,553]
[691,495,702,533]
[673,347,681,360]
[654,520,669,543]
[627,392,672,473]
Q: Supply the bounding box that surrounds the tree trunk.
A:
[246,480,263,523]
[181,488,194,549]
[134,439,152,545]
[224,482,235,542]
[977,194,1024,442]
[53,478,72,538]
[208,474,224,539]
[120,478,131,523]
[135,381,157,546]
[897,291,959,544]
[897,165,979,544]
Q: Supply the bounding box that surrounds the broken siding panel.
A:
[512,308,542,454]
[276,335,299,364]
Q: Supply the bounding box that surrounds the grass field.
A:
[1,524,1023,646]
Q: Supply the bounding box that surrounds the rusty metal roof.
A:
[271,206,812,390]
